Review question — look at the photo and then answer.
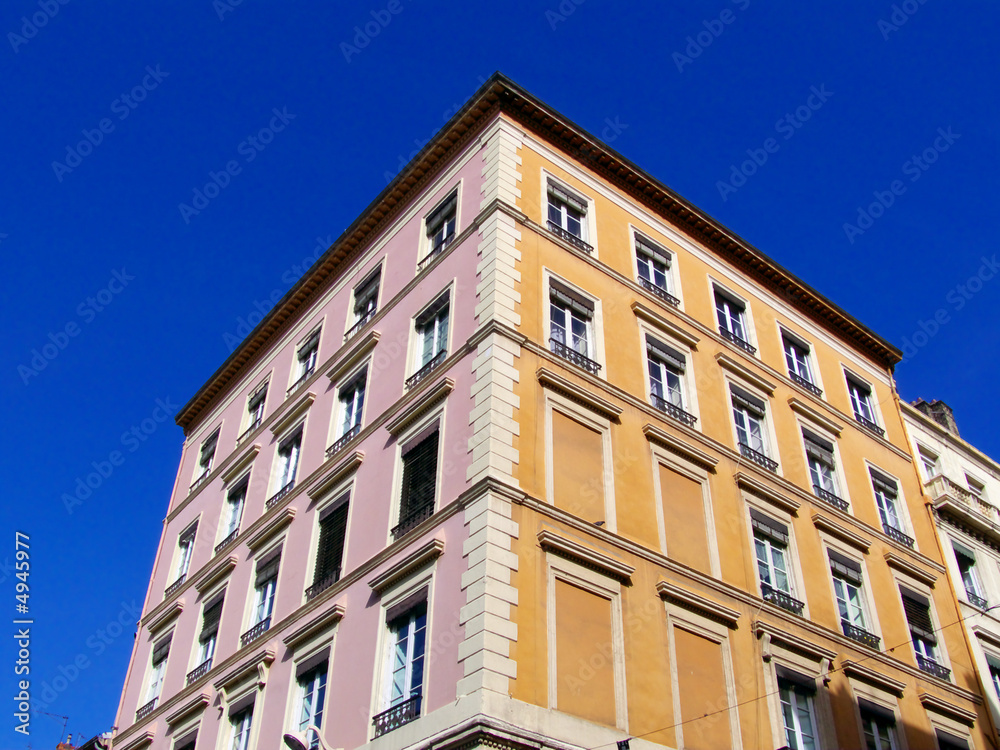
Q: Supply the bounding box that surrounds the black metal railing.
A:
[842,621,881,650]
[916,655,951,681]
[287,367,315,397]
[719,327,757,355]
[967,590,989,610]
[240,617,271,648]
[546,220,594,254]
[417,246,444,272]
[761,584,805,616]
[266,480,295,510]
[405,351,446,389]
[326,424,361,458]
[813,485,850,512]
[855,414,885,438]
[391,503,434,540]
[214,529,239,554]
[236,418,262,446]
[638,276,680,307]
[549,338,601,375]
[186,658,212,685]
[165,574,186,598]
[739,443,779,472]
[189,469,210,492]
[305,569,342,601]
[790,371,823,397]
[651,394,697,426]
[372,694,421,738]
[882,523,915,549]
[136,698,158,721]
[344,309,376,342]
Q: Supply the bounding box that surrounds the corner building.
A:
[112,75,993,750]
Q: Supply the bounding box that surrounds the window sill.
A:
[546,220,593,254]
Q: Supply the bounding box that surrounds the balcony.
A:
[405,351,446,390]
[842,621,880,650]
[266,480,295,510]
[739,443,778,473]
[651,394,697,427]
[344,309,376,342]
[546,220,594,254]
[926,474,1000,531]
[135,698,157,722]
[882,523,915,549]
[916,654,951,681]
[966,589,988,610]
[372,694,421,738]
[287,367,314,398]
[326,424,361,458]
[638,277,680,307]
[186,658,212,685]
[240,617,271,648]
[549,338,601,375]
[189,469,210,493]
[391,502,434,540]
[719,327,756,355]
[417,245,445,272]
[813,485,849,512]
[214,529,239,555]
[236,418,262,447]
[761,584,805,616]
[305,569,341,601]
[854,414,886,438]
[790,371,822,397]
[164,574,186,598]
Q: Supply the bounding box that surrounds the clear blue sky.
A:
[1,1,997,747]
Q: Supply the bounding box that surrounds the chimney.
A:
[912,398,960,436]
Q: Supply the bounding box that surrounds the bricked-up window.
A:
[198,593,224,667]
[646,336,686,410]
[858,699,897,750]
[900,587,940,667]
[424,191,457,257]
[870,468,903,533]
[353,268,381,324]
[549,284,594,360]
[658,463,710,571]
[311,500,348,594]
[554,579,616,727]
[145,634,171,702]
[396,432,439,536]
[776,667,819,750]
[804,429,840,498]
[635,233,673,294]
[552,410,605,522]
[675,627,732,748]
[547,181,587,240]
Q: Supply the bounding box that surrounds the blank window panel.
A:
[552,411,605,522]
[675,628,731,750]
[659,465,711,572]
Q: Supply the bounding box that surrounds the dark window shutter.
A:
[549,284,594,319]
[248,382,268,410]
[200,596,224,642]
[314,503,349,586]
[870,468,898,497]
[646,337,686,373]
[776,666,816,694]
[900,587,935,642]
[152,634,171,665]
[829,549,863,585]
[936,730,969,750]
[858,698,896,725]
[547,182,587,213]
[354,269,381,313]
[802,429,835,465]
[749,508,788,545]
[730,384,766,417]
[255,550,281,587]
[425,192,457,234]
[635,234,671,266]
[400,433,439,522]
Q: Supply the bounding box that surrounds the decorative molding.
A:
[269,392,315,436]
[536,368,623,421]
[326,329,380,384]
[220,444,260,484]
[283,603,345,650]
[385,378,454,436]
[195,555,238,594]
[841,660,906,696]
[813,513,871,554]
[972,626,1000,650]
[117,730,155,750]
[214,649,275,700]
[165,692,210,727]
[754,620,837,663]
[246,507,296,553]
[307,451,364,501]
[630,301,700,348]
[715,352,777,395]
[919,692,978,724]
[883,552,937,587]
[656,580,740,628]
[369,538,445,594]
[537,530,634,583]
[146,600,183,635]
[643,424,719,473]
[788,397,844,436]
[736,472,801,515]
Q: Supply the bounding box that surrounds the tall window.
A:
[197,594,223,669]
[646,337,687,417]
[847,376,877,426]
[295,329,321,382]
[424,191,457,258]
[246,383,267,432]
[352,268,381,329]
[175,524,197,582]
[635,234,676,304]
[252,552,280,628]
[751,509,802,614]
[870,469,902,533]
[917,447,938,481]
[549,285,596,370]
[338,369,367,439]
[731,385,773,469]
[954,542,986,607]
[414,297,449,372]
[547,182,587,240]
[385,599,427,711]
[988,655,1000,698]
[900,587,943,676]
[777,671,819,750]
[966,475,986,500]
[394,432,439,538]
[783,334,819,393]
[803,429,843,506]
[195,429,219,484]
[298,661,328,749]
[308,501,348,599]
[859,700,897,750]
[230,704,254,750]
[276,430,302,494]
[715,289,753,352]
[829,550,872,643]
[145,636,170,703]
[222,479,247,540]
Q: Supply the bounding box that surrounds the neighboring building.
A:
[903,399,1000,737]
[111,74,994,750]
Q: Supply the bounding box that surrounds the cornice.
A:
[812,513,872,554]
[656,580,740,629]
[841,660,906,696]
[736,472,800,515]
[630,301,700,348]
[269,392,315,436]
[384,377,455,436]
[307,451,365,502]
[536,368,623,421]
[883,551,939,586]
[919,692,979,723]
[537,530,634,583]
[220,444,260,484]
[715,352,777,395]
[194,554,238,594]
[788,397,845,436]
[246,507,295,552]
[326,329,380,384]
[164,692,210,728]
[145,600,183,635]
[282,603,345,650]
[642,424,719,473]
[369,538,445,594]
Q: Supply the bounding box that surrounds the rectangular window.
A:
[298,661,328,749]
[291,328,321,392]
[276,430,302,495]
[900,587,947,679]
[829,550,877,648]
[870,469,911,547]
[987,655,1000,698]
[777,670,819,750]
[917,447,938,481]
[783,334,820,395]
[338,368,367,440]
[394,433,439,538]
[635,234,678,305]
[197,593,223,671]
[731,385,776,471]
[252,552,279,628]
[174,524,197,582]
[549,284,598,373]
[308,501,348,600]
[953,542,987,607]
[230,704,253,750]
[414,296,449,376]
[145,635,171,703]
[847,375,883,436]
[751,509,802,615]
[547,181,588,241]
[936,730,970,750]
[222,479,247,541]
[646,337,693,425]
[197,429,219,479]
[353,268,381,326]
[424,192,457,259]
[859,699,896,750]
[804,429,846,509]
[385,599,427,710]
[966,475,986,500]
[715,289,754,353]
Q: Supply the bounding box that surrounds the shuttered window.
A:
[314,502,349,588]
[398,433,439,532]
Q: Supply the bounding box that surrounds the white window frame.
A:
[297,658,328,749]
[420,187,460,266]
[349,263,383,331]
[727,378,780,471]
[867,464,913,541]
[778,680,821,750]
[273,426,304,496]
[335,365,369,441]
[221,477,248,541]
[637,319,700,427]
[744,499,808,616]
[631,227,680,304]
[966,474,987,500]
[712,281,756,353]
[822,541,881,642]
[779,326,823,394]
[952,539,987,605]
[196,429,220,480]
[844,370,881,430]
[145,646,168,704]
[857,701,899,750]
[245,543,282,633]
[543,174,594,249]
[230,703,254,750]
[194,587,224,671]
[543,270,606,377]
[174,522,198,581]
[917,445,939,481]
[406,285,453,382]
[292,325,323,387]
[243,379,269,435]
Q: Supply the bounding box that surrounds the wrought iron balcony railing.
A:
[186,658,212,685]
[236,418,262,447]
[790,371,823,397]
[305,569,342,601]
[966,589,988,610]
[882,523,915,549]
[391,502,434,540]
[842,621,881,650]
[916,655,951,681]
[638,276,680,307]
[761,584,805,616]
[813,485,850,512]
[854,414,886,438]
[266,480,295,510]
[372,694,421,738]
[189,469,210,493]
[546,220,594,254]
[327,424,361,458]
[719,327,757,355]
[214,529,239,555]
[136,698,158,722]
[417,245,445,272]
[405,351,446,390]
[240,617,271,648]
[165,574,186,598]
[287,367,315,397]
[651,394,697,427]
[739,443,779,473]
[344,309,376,342]
[549,338,601,375]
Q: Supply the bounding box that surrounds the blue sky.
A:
[1,1,998,747]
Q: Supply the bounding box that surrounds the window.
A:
[966,474,986,500]
[847,375,883,436]
[350,268,381,335]
[751,509,803,615]
[546,181,588,244]
[247,551,279,641]
[987,654,1000,698]
[291,328,321,392]
[196,594,223,672]
[230,704,253,750]
[275,429,302,496]
[412,295,449,383]
[777,669,820,750]
[635,234,678,305]
[953,542,987,608]
[646,337,694,425]
[221,479,247,542]
[307,501,348,599]
[193,429,219,486]
[900,587,947,679]
[917,447,939,481]
[246,383,268,436]
[298,661,328,749]
[803,429,846,510]
[394,432,439,538]
[173,524,197,584]
[783,333,820,395]
[715,288,754,353]
[829,550,878,647]
[337,369,366,441]
[549,284,599,373]
[379,597,427,727]
[859,700,897,750]
[145,636,170,704]
[423,191,457,261]
[870,469,912,547]
[731,385,776,471]
[936,730,970,750]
